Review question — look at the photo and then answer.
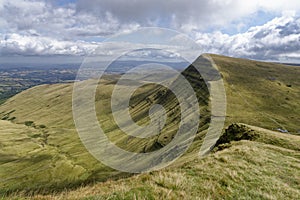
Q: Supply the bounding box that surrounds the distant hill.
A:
[279,62,300,66]
[0,54,299,199]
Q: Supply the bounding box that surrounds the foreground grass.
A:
[5,124,300,199]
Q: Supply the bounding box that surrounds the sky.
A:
[0,0,300,65]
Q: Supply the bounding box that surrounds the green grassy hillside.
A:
[209,54,300,133]
[0,54,299,199]
[0,64,210,193]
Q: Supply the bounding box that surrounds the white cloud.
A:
[195,14,300,61]
[2,0,299,40]
[0,33,99,56]
[0,0,299,62]
[0,0,139,40]
[1,14,299,62]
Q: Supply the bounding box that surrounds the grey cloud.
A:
[75,0,241,31]
[277,20,300,36]
[253,30,271,39]
[75,0,300,32]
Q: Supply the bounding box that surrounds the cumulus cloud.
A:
[0,0,299,62]
[0,33,99,56]
[1,0,300,39]
[0,0,139,39]
[195,14,300,61]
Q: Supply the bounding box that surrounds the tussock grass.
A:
[8,126,299,199]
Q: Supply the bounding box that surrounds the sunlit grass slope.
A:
[208,54,300,133]
[0,54,299,199]
[0,64,210,193]
[7,123,300,200]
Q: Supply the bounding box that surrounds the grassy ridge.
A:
[209,54,300,133]
[0,54,299,199]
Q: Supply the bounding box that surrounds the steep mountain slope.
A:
[0,54,299,199]
[0,63,210,192]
